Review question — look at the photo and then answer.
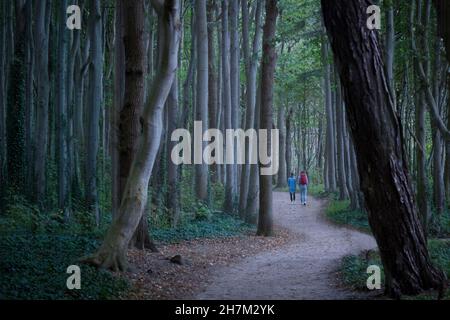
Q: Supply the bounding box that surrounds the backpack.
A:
[299,173,308,185]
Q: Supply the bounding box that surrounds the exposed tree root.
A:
[80,249,128,272]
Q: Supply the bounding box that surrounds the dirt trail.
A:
[196,192,377,300]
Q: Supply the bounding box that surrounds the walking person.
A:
[287,172,297,203]
[299,171,309,205]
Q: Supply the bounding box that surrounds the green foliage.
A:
[429,210,450,238]
[0,231,128,300]
[308,183,325,197]
[1,194,44,232]
[340,240,450,299]
[194,201,213,221]
[211,181,225,212]
[151,213,255,244]
[428,239,450,279]
[0,192,127,300]
[325,199,371,233]
[340,250,384,291]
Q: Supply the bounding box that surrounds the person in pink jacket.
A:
[298,171,308,205]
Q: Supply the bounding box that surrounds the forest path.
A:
[196,192,377,299]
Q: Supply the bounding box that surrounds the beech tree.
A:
[6,0,27,194]
[222,0,234,214]
[194,0,209,203]
[82,0,181,270]
[85,0,103,224]
[239,0,263,219]
[33,0,51,206]
[257,0,278,237]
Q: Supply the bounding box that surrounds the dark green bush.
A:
[0,231,128,300]
[325,200,370,233]
[340,240,450,299]
[152,213,255,244]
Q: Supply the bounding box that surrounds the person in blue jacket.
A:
[287,172,297,203]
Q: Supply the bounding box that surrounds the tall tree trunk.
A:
[343,115,357,209]
[335,75,348,200]
[257,0,278,237]
[385,0,396,104]
[33,0,50,206]
[112,1,125,219]
[167,80,180,227]
[446,76,450,201]
[24,0,34,197]
[181,11,195,129]
[246,81,261,224]
[321,30,336,192]
[239,0,262,218]
[85,0,103,224]
[74,29,90,198]
[349,139,363,209]
[82,0,181,271]
[57,0,70,218]
[276,106,286,188]
[431,24,445,216]
[230,0,240,202]
[285,107,293,176]
[222,0,234,214]
[6,0,27,194]
[207,0,219,183]
[68,3,81,206]
[414,0,431,230]
[0,0,6,199]
[322,0,446,298]
[415,92,429,230]
[194,0,209,203]
[114,0,156,251]
[433,1,450,203]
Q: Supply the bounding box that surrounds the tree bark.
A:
[431,38,445,216]
[167,80,180,227]
[239,0,262,218]
[85,0,103,224]
[194,0,209,203]
[385,0,396,104]
[285,107,293,176]
[433,0,449,209]
[0,0,5,198]
[246,81,261,224]
[335,75,348,200]
[57,0,70,218]
[322,0,447,298]
[257,0,278,237]
[276,106,287,188]
[207,0,218,183]
[413,0,431,230]
[114,0,156,251]
[230,0,240,202]
[112,0,125,219]
[222,0,234,214]
[33,0,50,206]
[24,0,34,197]
[6,0,27,194]
[321,30,336,192]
